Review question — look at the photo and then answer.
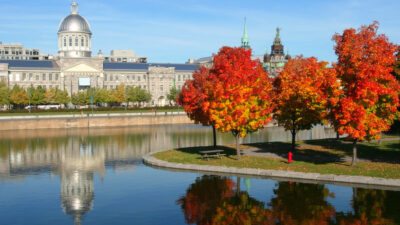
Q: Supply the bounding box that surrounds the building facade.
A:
[0,43,50,60]
[263,28,291,77]
[0,2,197,106]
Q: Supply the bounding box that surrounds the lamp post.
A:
[125,85,127,111]
[28,84,31,113]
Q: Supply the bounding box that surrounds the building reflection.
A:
[58,142,102,225]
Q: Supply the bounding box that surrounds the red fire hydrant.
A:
[288,152,293,164]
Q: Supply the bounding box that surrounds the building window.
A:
[143,74,146,80]
[178,75,181,81]
[49,73,52,81]
[29,73,33,81]
[36,74,39,81]
[110,74,113,81]
[69,37,72,46]
[64,37,66,47]
[143,85,146,89]
[160,85,163,91]
[86,38,88,47]
[132,75,135,81]
[81,38,84,47]
[104,74,107,81]
[115,75,119,81]
[126,75,130,81]
[55,74,59,81]
[42,73,46,81]
[22,73,26,81]
[138,76,141,82]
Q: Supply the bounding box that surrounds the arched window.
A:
[75,38,78,46]
[81,38,84,47]
[63,37,66,47]
[86,38,88,47]
[69,37,72,46]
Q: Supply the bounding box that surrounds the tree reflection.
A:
[177,175,235,225]
[269,182,335,224]
[334,188,397,225]
[178,176,274,225]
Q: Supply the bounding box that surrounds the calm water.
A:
[0,125,399,225]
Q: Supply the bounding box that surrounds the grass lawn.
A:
[153,139,400,179]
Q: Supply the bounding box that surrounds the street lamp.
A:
[28,84,31,113]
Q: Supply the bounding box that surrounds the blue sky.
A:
[1,0,399,63]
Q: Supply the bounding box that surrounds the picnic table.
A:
[199,150,225,160]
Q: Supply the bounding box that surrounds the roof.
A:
[0,60,58,70]
[103,62,198,71]
[0,60,198,72]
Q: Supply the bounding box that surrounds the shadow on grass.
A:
[243,138,400,165]
[172,145,239,160]
[302,138,400,164]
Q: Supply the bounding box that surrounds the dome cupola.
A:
[58,2,92,58]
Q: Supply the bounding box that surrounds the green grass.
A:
[153,139,400,179]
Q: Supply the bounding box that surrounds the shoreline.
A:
[0,112,192,130]
[143,154,400,189]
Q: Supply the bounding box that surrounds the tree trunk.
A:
[236,132,241,160]
[352,139,357,166]
[236,177,241,193]
[291,129,296,152]
[212,126,217,149]
[336,131,340,140]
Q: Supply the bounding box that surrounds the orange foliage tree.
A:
[178,67,218,148]
[273,56,340,152]
[205,47,274,160]
[332,21,400,165]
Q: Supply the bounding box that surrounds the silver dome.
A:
[58,14,91,34]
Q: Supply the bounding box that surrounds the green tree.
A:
[167,86,179,105]
[0,81,10,107]
[72,91,88,105]
[110,84,126,105]
[44,88,57,104]
[93,88,110,105]
[30,85,46,105]
[10,85,28,108]
[55,89,70,106]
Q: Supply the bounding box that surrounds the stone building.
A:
[0,2,197,106]
[263,28,291,77]
[0,42,50,60]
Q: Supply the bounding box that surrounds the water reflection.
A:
[178,176,400,225]
[0,125,393,224]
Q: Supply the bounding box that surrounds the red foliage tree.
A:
[178,67,218,147]
[205,47,274,160]
[332,21,400,165]
[273,56,341,152]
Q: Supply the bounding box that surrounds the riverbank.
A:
[146,138,400,187]
[0,112,192,130]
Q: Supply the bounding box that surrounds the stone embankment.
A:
[0,112,192,130]
[143,154,400,189]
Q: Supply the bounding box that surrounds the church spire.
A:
[274,27,282,45]
[241,17,250,49]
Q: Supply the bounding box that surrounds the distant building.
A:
[0,2,197,106]
[104,49,147,63]
[0,43,50,60]
[263,28,291,77]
